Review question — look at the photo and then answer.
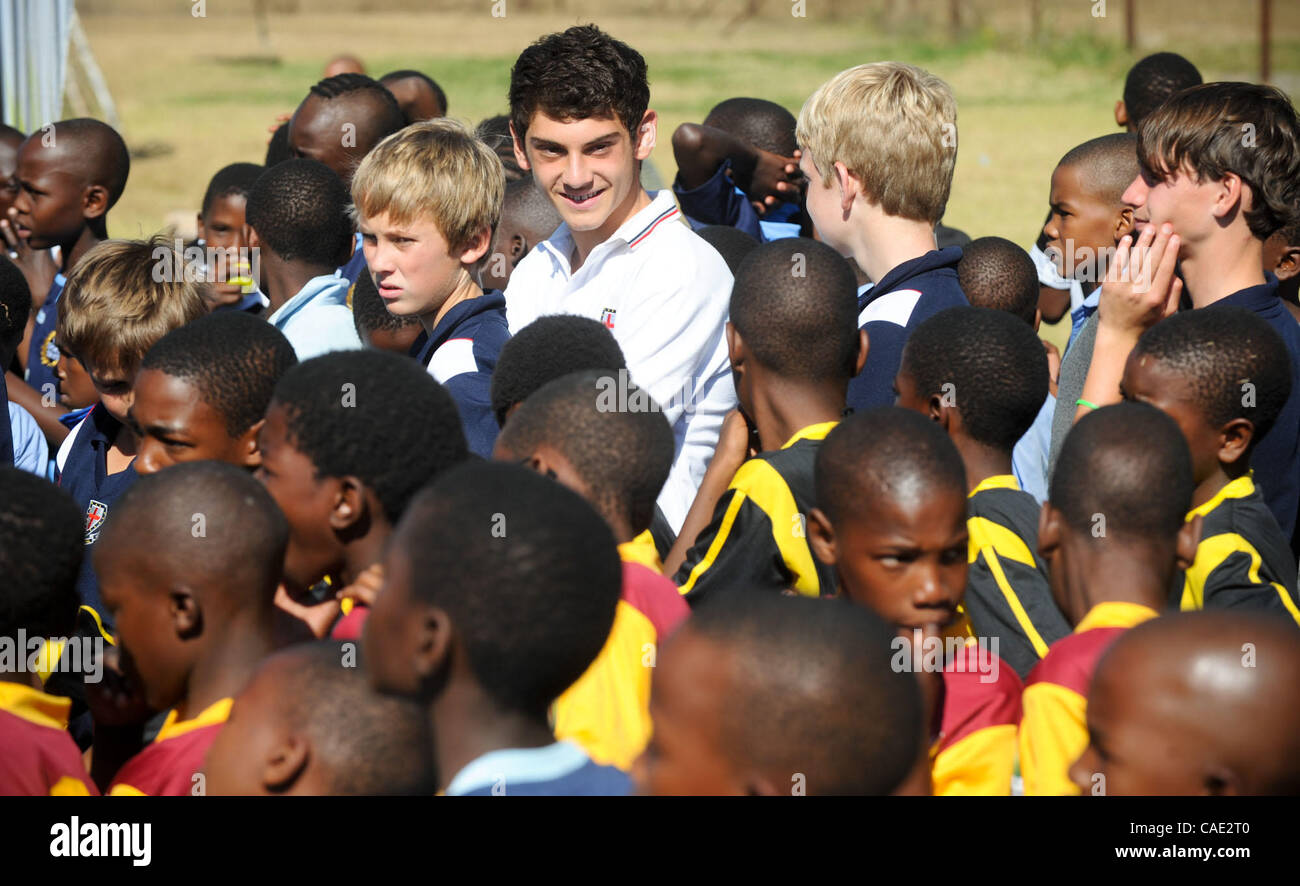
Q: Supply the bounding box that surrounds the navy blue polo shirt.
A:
[413,289,511,458]
[56,404,138,625]
[846,247,968,410]
[1217,275,1300,540]
[0,370,12,466]
[338,232,367,285]
[673,160,801,242]
[24,274,66,402]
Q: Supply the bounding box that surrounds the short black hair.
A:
[1132,305,1293,445]
[816,406,967,526]
[245,158,353,268]
[509,24,649,144]
[902,306,1049,451]
[730,237,859,380]
[476,114,524,179]
[497,369,674,535]
[490,314,626,427]
[265,121,291,168]
[0,123,24,147]
[379,69,448,116]
[201,162,263,216]
[1123,52,1203,128]
[501,176,561,239]
[1273,221,1300,248]
[399,460,623,719]
[98,461,288,601]
[272,349,469,524]
[351,269,419,339]
[703,97,798,156]
[957,236,1039,326]
[269,641,436,795]
[48,118,130,208]
[307,72,406,144]
[696,225,760,277]
[686,592,923,795]
[1058,132,1140,205]
[0,468,82,639]
[0,256,32,357]
[1051,402,1193,542]
[141,311,298,437]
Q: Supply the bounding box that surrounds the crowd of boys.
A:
[2,28,1300,796]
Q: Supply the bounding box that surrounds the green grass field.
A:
[77,2,1298,343]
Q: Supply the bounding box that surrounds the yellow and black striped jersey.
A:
[965,475,1072,679]
[1179,474,1300,626]
[676,422,837,603]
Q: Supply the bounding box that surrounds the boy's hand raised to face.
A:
[1098,222,1183,338]
[336,562,384,610]
[1,207,58,305]
[273,582,342,640]
[743,147,803,216]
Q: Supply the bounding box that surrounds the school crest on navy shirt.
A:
[41,329,59,369]
[600,307,616,330]
[85,500,108,544]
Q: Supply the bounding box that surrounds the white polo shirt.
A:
[505,189,736,533]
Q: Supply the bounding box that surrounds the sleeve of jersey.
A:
[674,487,788,604]
[107,729,216,796]
[1185,534,1300,625]
[442,369,500,459]
[845,320,906,411]
[1018,678,1087,796]
[931,650,1022,796]
[672,162,763,241]
[965,542,1069,680]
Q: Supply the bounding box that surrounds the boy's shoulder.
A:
[447,742,631,796]
[860,246,966,328]
[937,642,1022,753]
[729,423,835,503]
[1025,626,1126,696]
[0,685,97,796]
[108,699,232,797]
[1196,475,1287,544]
[620,560,690,640]
[968,478,1042,551]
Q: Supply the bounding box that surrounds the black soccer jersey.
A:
[675,421,837,603]
[965,475,1071,679]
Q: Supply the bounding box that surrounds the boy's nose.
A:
[135,439,163,476]
[1122,174,1148,209]
[564,153,592,188]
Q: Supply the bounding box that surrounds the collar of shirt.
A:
[1217,274,1281,314]
[781,420,838,449]
[444,740,592,796]
[420,289,507,357]
[968,474,1021,497]
[0,681,72,731]
[859,246,962,311]
[618,529,662,572]
[155,697,233,744]
[266,274,351,328]
[535,189,682,280]
[1075,600,1160,634]
[1186,472,1256,520]
[83,403,124,453]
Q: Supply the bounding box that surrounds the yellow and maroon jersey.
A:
[108,698,232,796]
[1019,601,1158,795]
[931,639,1022,796]
[0,682,97,796]
[553,542,690,772]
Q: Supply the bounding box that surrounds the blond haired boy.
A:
[797,61,968,410]
[351,118,508,456]
[54,236,208,630]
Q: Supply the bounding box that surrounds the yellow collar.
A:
[156,697,233,743]
[1075,601,1160,634]
[1186,473,1255,520]
[0,681,72,731]
[781,421,839,450]
[969,474,1020,497]
[618,530,663,572]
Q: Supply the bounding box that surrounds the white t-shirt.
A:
[505,190,737,533]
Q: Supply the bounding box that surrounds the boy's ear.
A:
[246,225,261,250]
[929,394,954,431]
[508,233,528,264]
[852,329,869,378]
[521,450,559,482]
[1209,172,1245,221]
[458,226,493,267]
[1037,501,1062,560]
[170,587,202,639]
[1273,244,1300,281]
[1216,417,1254,466]
[833,161,859,213]
[81,184,110,221]
[238,418,266,469]
[508,122,531,172]
[1113,205,1135,243]
[1176,514,1202,571]
[725,321,743,368]
[195,213,206,243]
[329,476,368,532]
[262,733,310,794]
[1114,100,1129,130]
[1033,308,1042,333]
[633,110,658,161]
[807,507,838,566]
[413,605,453,689]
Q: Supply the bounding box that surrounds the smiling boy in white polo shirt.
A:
[503,24,736,539]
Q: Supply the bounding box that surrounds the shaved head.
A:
[1058,133,1139,206]
[1077,611,1300,795]
[29,118,130,206]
